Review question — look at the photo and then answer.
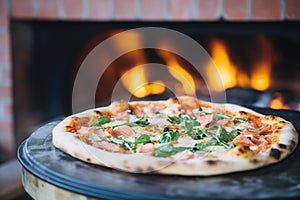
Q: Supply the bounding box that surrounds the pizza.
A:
[52,96,298,176]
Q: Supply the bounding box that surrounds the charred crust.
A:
[237,146,249,154]
[288,140,297,151]
[206,160,218,166]
[268,115,276,120]
[238,111,248,116]
[250,159,260,164]
[134,167,144,173]
[94,110,102,116]
[269,148,281,160]
[86,158,91,162]
[278,143,287,149]
[147,166,154,172]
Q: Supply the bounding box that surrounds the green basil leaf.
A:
[233,117,249,123]
[191,140,218,152]
[159,131,180,143]
[135,134,151,144]
[153,144,188,157]
[167,114,200,134]
[110,114,149,129]
[215,113,230,120]
[195,128,208,138]
[109,137,135,152]
[167,115,181,124]
[217,126,238,143]
[89,115,110,127]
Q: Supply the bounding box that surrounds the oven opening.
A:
[11,21,300,146]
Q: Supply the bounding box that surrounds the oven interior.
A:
[11,21,300,146]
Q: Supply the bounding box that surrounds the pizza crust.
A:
[52,97,298,176]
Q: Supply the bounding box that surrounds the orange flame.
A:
[269,92,290,109]
[250,36,272,91]
[205,37,273,92]
[205,38,239,92]
[157,50,196,95]
[116,31,166,98]
[121,66,166,98]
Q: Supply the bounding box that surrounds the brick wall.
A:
[0,0,299,162]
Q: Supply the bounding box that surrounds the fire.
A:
[205,38,244,92]
[269,92,290,109]
[114,32,167,98]
[205,36,273,92]
[250,36,272,91]
[121,66,166,98]
[157,50,196,95]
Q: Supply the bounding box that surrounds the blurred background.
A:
[0,0,300,199]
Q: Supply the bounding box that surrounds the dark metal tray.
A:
[18,107,300,200]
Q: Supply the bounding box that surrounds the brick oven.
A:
[1,0,300,165]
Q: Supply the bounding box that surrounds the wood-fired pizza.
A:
[52,96,298,176]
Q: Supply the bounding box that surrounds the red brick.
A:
[4,101,13,116]
[0,50,10,63]
[0,32,9,48]
[223,0,249,21]
[37,0,59,19]
[197,0,221,20]
[0,0,9,28]
[63,0,84,20]
[168,0,192,20]
[11,0,34,19]
[114,0,136,20]
[0,121,13,133]
[286,0,300,19]
[1,68,12,83]
[141,0,165,20]
[0,85,12,98]
[252,0,282,20]
[88,0,112,20]
[0,134,14,158]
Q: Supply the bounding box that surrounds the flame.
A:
[205,36,273,92]
[269,92,290,109]
[121,66,166,98]
[157,50,195,95]
[205,38,239,91]
[250,36,272,91]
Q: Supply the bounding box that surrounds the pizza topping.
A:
[153,144,189,157]
[64,98,287,159]
[89,115,110,127]
[112,125,136,137]
[136,143,155,154]
[159,130,180,143]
